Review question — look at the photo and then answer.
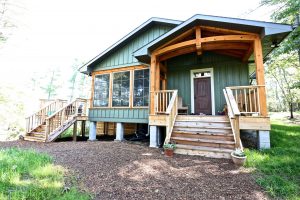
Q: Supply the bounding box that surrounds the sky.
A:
[0,0,274,101]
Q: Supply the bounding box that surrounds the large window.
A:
[112,71,130,107]
[93,74,110,107]
[134,69,149,106]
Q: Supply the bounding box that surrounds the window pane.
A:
[93,74,110,107]
[112,71,130,107]
[133,69,149,106]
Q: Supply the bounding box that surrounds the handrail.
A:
[45,98,88,140]
[25,99,67,133]
[223,88,242,149]
[163,90,178,144]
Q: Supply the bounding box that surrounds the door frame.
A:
[190,68,215,115]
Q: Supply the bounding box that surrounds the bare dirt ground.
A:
[0,141,268,200]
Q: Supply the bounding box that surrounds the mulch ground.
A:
[0,140,268,200]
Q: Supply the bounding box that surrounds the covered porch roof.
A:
[134,14,293,63]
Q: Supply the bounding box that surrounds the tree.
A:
[265,53,300,118]
[261,0,300,118]
[41,68,61,100]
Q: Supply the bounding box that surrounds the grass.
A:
[0,148,90,200]
[245,121,300,200]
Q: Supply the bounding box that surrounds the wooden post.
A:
[195,26,202,55]
[253,37,268,116]
[150,54,157,115]
[235,117,241,149]
[81,121,86,138]
[73,121,77,142]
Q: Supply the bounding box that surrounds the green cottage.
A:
[25,14,292,158]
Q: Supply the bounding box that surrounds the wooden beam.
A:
[200,26,259,36]
[159,46,196,61]
[92,65,148,75]
[242,44,254,62]
[156,62,161,91]
[150,55,157,115]
[239,116,270,130]
[201,35,256,43]
[157,28,195,50]
[254,37,268,116]
[153,39,196,57]
[195,26,202,55]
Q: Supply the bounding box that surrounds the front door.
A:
[194,77,212,115]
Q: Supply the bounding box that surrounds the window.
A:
[93,74,110,107]
[112,71,130,107]
[193,71,211,78]
[134,69,149,106]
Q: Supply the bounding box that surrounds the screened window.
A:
[112,71,130,107]
[134,69,149,106]
[93,74,110,107]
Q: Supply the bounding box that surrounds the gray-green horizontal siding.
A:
[88,108,149,123]
[167,52,249,114]
[94,24,173,71]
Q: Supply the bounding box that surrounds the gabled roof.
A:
[134,14,293,63]
[79,17,182,73]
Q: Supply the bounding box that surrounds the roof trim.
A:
[79,17,182,72]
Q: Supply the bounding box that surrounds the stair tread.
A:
[24,136,46,142]
[171,136,235,144]
[172,130,233,135]
[174,126,232,129]
[175,144,234,153]
[175,120,230,122]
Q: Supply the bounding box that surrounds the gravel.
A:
[0,140,269,200]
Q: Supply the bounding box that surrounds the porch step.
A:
[24,135,46,142]
[174,144,233,159]
[171,115,235,159]
[171,137,235,144]
[172,132,234,141]
[30,132,46,138]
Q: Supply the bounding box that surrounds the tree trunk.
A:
[290,103,294,119]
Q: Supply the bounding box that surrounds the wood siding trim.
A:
[92,65,148,76]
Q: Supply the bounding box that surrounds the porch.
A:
[147,25,271,155]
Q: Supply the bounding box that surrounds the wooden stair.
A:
[24,98,88,142]
[171,115,235,159]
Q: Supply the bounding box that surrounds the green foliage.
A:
[163,143,176,150]
[0,84,25,139]
[245,121,300,199]
[232,148,246,157]
[0,148,90,200]
[40,68,61,100]
[261,0,300,54]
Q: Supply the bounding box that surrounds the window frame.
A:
[133,68,150,108]
[92,73,111,108]
[112,70,131,108]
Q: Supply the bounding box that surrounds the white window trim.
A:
[190,68,215,115]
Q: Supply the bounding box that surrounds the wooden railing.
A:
[223,85,265,149]
[154,90,175,114]
[45,98,88,140]
[223,88,241,149]
[164,90,178,144]
[26,99,67,133]
[226,85,265,116]
[153,90,178,144]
